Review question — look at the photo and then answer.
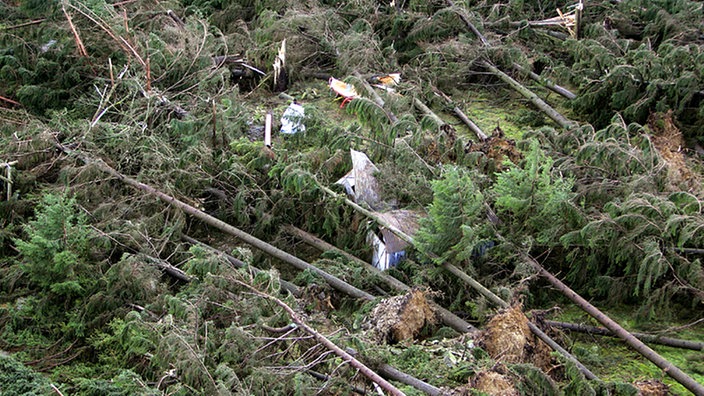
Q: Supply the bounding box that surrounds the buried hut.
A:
[335,149,421,271]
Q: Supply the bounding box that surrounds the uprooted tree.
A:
[1,0,703,395]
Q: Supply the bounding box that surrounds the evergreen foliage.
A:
[415,166,488,266]
[0,0,703,393]
[561,0,704,134]
[0,354,52,395]
[490,140,577,244]
[14,193,102,300]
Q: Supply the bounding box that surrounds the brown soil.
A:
[366,288,437,344]
[648,111,700,192]
[633,379,670,395]
[481,305,553,371]
[470,370,519,396]
[465,126,522,170]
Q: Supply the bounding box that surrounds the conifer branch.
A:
[512,244,704,395]
[545,320,704,351]
[319,184,600,380]
[480,60,576,129]
[62,2,88,58]
[232,279,407,396]
[2,18,46,30]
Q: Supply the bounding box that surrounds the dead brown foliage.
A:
[465,127,522,170]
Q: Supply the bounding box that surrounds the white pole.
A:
[264,112,272,147]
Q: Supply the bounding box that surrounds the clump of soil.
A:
[301,283,336,314]
[366,288,437,344]
[648,111,700,192]
[465,126,522,170]
[633,379,670,396]
[470,369,519,396]
[480,305,552,371]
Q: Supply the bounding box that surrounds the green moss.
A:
[453,91,526,140]
[555,306,704,395]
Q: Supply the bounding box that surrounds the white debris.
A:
[280,100,305,135]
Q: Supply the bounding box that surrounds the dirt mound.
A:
[633,379,670,395]
[481,305,552,370]
[470,369,519,396]
[648,111,700,192]
[367,288,437,344]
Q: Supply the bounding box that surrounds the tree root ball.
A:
[367,288,437,344]
[481,305,552,370]
[470,370,519,396]
[634,379,670,395]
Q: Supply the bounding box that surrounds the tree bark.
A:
[319,184,599,380]
[546,320,704,351]
[511,62,576,100]
[433,88,488,141]
[182,235,302,297]
[235,280,406,396]
[378,364,442,396]
[522,252,704,395]
[480,60,576,129]
[282,224,478,334]
[59,145,376,302]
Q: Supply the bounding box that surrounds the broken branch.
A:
[546,320,704,351]
[480,60,576,129]
[282,224,478,334]
[234,279,406,396]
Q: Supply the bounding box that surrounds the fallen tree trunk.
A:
[61,146,452,393]
[182,235,302,297]
[519,251,704,395]
[185,233,450,393]
[282,224,478,334]
[413,98,452,132]
[546,320,704,351]
[145,255,192,282]
[318,184,599,380]
[59,144,376,302]
[445,0,490,47]
[377,364,442,396]
[448,0,577,100]
[511,62,576,100]
[442,262,599,381]
[234,279,406,396]
[345,347,443,396]
[282,224,407,292]
[480,60,575,129]
[433,88,488,141]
